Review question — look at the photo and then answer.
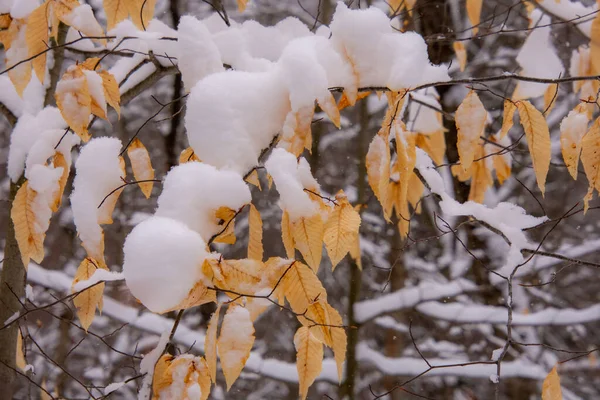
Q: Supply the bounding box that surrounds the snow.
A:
[82,70,107,117]
[9,0,37,19]
[155,162,251,241]
[139,330,170,400]
[8,107,67,182]
[176,16,224,92]
[185,69,290,174]
[25,284,34,302]
[354,279,477,323]
[123,216,210,313]
[265,149,320,220]
[70,137,125,260]
[61,4,104,39]
[4,311,19,326]
[72,269,125,292]
[25,128,79,177]
[535,0,595,38]
[104,381,126,395]
[0,75,24,118]
[408,89,443,133]
[27,164,62,234]
[560,108,588,144]
[329,2,449,90]
[514,9,564,99]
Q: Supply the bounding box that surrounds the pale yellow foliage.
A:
[323,191,361,269]
[12,181,44,267]
[97,156,126,225]
[213,206,237,244]
[560,104,589,180]
[152,354,174,397]
[179,147,200,164]
[163,279,216,313]
[247,204,264,261]
[294,326,323,400]
[544,84,558,115]
[71,257,107,331]
[281,210,295,259]
[453,41,467,72]
[16,330,26,371]
[25,2,50,84]
[245,169,261,189]
[291,213,324,272]
[416,130,446,165]
[582,117,600,212]
[55,67,92,141]
[456,90,487,172]
[348,229,362,269]
[127,138,154,198]
[283,261,326,313]
[517,100,552,196]
[154,355,211,400]
[103,0,130,31]
[466,0,482,34]
[499,100,516,139]
[3,19,32,96]
[205,304,221,383]
[237,0,249,12]
[51,152,69,212]
[126,0,157,30]
[590,12,600,75]
[542,366,563,400]
[99,70,121,117]
[218,305,255,390]
[366,131,391,205]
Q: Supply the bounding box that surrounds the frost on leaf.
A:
[217,305,255,390]
[323,191,361,270]
[294,326,323,400]
[248,204,263,261]
[542,365,563,400]
[581,117,600,213]
[560,104,589,180]
[517,100,551,196]
[126,138,154,198]
[455,90,487,172]
[154,354,211,400]
[71,257,108,331]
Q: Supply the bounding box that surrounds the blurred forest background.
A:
[1,0,600,399]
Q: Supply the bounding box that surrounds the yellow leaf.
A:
[280,107,314,156]
[16,330,26,371]
[491,149,511,185]
[294,326,323,400]
[542,366,563,400]
[393,125,417,237]
[466,0,482,34]
[560,104,589,180]
[348,232,362,269]
[103,0,129,31]
[71,257,107,331]
[179,147,200,164]
[456,90,487,172]
[407,172,424,213]
[544,84,558,115]
[152,354,174,398]
[323,191,361,270]
[205,303,221,383]
[317,92,341,128]
[55,0,105,41]
[517,100,552,196]
[126,0,156,30]
[590,12,600,75]
[453,41,467,72]
[217,305,255,390]
[12,181,44,267]
[416,130,446,165]
[245,169,261,189]
[499,100,516,139]
[127,138,154,198]
[97,156,126,225]
[388,0,405,13]
[99,70,121,117]
[468,144,493,203]
[214,206,237,245]
[281,210,295,259]
[581,117,600,212]
[207,258,263,294]
[267,173,273,189]
[51,152,69,212]
[56,66,92,141]
[237,0,249,12]
[338,91,369,111]
[292,213,324,272]
[324,302,346,382]
[4,20,32,96]
[164,279,216,313]
[248,204,263,261]
[366,131,391,206]
[298,301,331,343]
[283,262,326,314]
[25,1,49,84]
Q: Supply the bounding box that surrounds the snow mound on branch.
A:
[155,162,251,240]
[70,137,124,260]
[329,2,449,90]
[123,217,210,313]
[185,70,290,174]
[27,164,63,235]
[176,16,224,92]
[8,107,67,182]
[25,129,79,177]
[265,148,319,220]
